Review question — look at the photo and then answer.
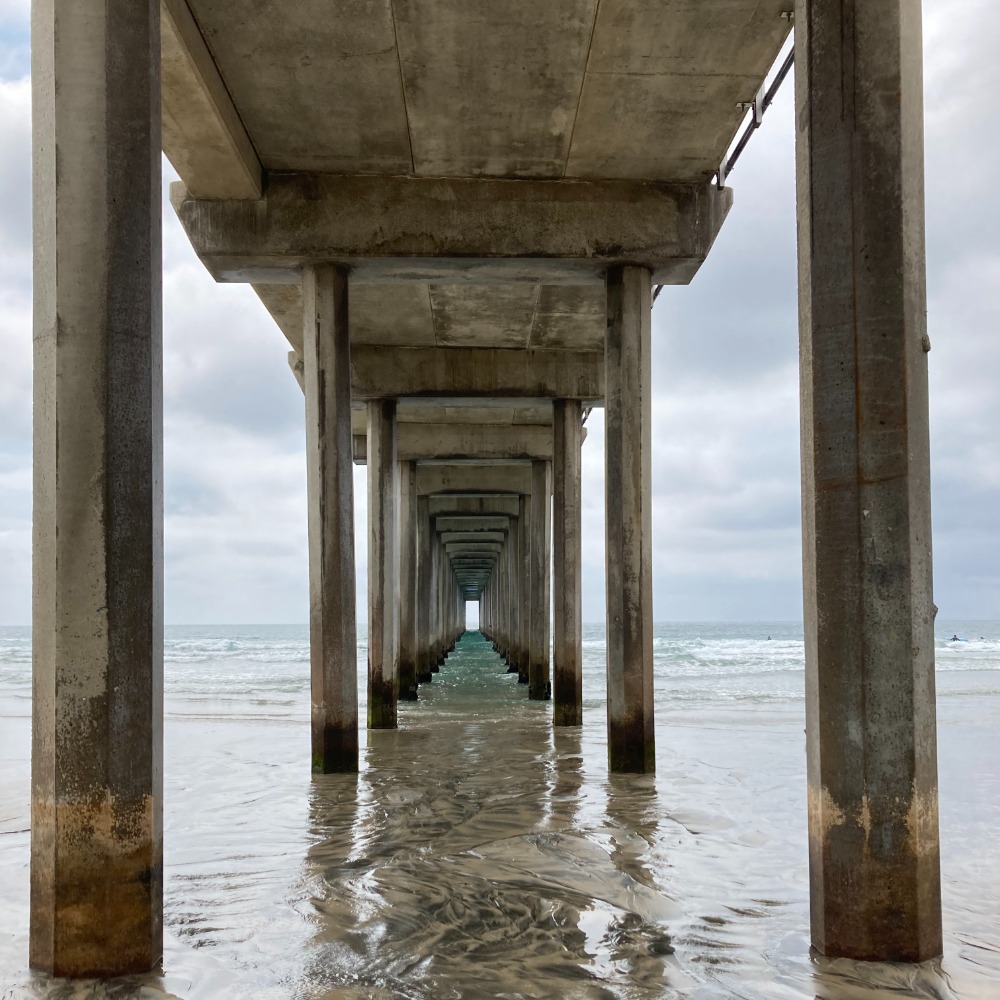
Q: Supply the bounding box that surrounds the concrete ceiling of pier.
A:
[166,0,790,355]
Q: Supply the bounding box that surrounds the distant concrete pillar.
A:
[30,1,163,976]
[517,496,531,683]
[506,516,521,673]
[416,497,433,683]
[528,460,552,700]
[553,400,583,726]
[795,0,941,961]
[398,460,418,701]
[605,265,654,774]
[431,534,442,670]
[304,265,359,773]
[367,399,398,728]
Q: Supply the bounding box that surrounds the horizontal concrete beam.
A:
[288,348,603,401]
[429,496,520,518]
[160,0,262,199]
[445,542,503,558]
[417,465,532,496]
[439,531,506,545]
[352,424,553,464]
[171,173,731,284]
[436,516,510,533]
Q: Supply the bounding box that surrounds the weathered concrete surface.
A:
[269,285,609,354]
[303,265,359,772]
[398,461,419,701]
[171,0,789,181]
[436,516,510,534]
[528,460,552,701]
[553,401,583,726]
[416,499,434,684]
[440,531,506,545]
[171,174,731,285]
[429,496,520,518]
[417,464,532,496]
[795,0,941,962]
[350,347,605,399]
[367,400,399,729]
[605,266,655,774]
[160,0,262,199]
[352,424,554,463]
[31,0,163,976]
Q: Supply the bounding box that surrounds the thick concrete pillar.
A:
[30,1,163,977]
[605,265,654,774]
[528,460,552,700]
[367,400,398,728]
[553,400,583,726]
[795,0,941,961]
[506,517,521,673]
[416,497,433,683]
[304,265,359,773]
[397,461,418,701]
[517,496,531,683]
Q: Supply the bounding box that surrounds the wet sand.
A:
[1,629,998,998]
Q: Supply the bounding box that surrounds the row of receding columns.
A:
[29,0,941,975]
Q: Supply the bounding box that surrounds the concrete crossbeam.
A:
[290,346,603,401]
[417,465,532,496]
[171,173,731,284]
[435,516,510,533]
[428,497,520,517]
[352,424,553,464]
[160,0,262,199]
[440,531,506,545]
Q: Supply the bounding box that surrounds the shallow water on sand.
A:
[1,623,999,999]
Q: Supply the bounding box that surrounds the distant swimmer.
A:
[951,634,959,641]
[767,635,771,641]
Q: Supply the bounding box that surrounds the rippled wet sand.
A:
[2,630,998,998]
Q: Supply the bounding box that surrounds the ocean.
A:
[1,621,998,999]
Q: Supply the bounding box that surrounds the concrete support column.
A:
[506,518,521,673]
[30,1,163,976]
[795,0,941,961]
[431,535,442,669]
[397,461,418,701]
[553,400,584,726]
[605,265,654,774]
[416,497,433,683]
[528,460,552,700]
[304,265,359,773]
[517,497,531,683]
[367,400,398,728]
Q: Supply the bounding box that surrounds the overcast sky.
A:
[1,1,998,626]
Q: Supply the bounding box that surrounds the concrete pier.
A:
[553,400,584,726]
[795,0,941,962]
[26,0,948,976]
[304,266,359,771]
[30,0,163,976]
[367,400,399,728]
[605,266,655,774]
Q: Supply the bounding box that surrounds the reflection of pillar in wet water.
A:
[795,0,941,962]
[605,265,655,774]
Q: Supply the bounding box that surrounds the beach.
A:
[1,622,998,999]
